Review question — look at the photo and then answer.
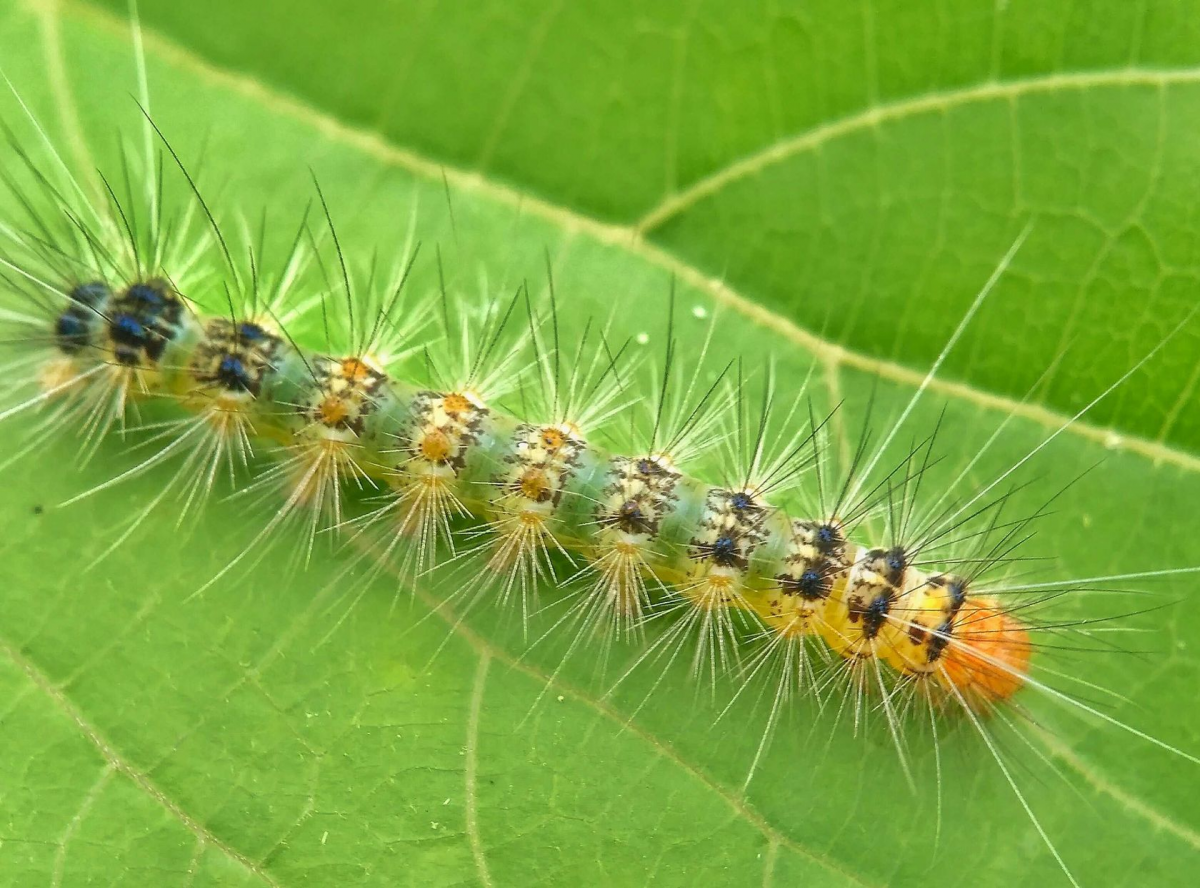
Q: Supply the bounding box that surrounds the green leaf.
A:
[1,2,1198,886]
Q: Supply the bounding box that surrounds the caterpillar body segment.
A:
[50,281,111,358]
[378,388,491,569]
[185,317,286,402]
[401,390,490,479]
[760,518,849,634]
[586,453,684,626]
[878,571,968,678]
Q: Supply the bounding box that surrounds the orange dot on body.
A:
[519,470,549,500]
[540,427,566,449]
[340,358,373,381]
[939,598,1031,706]
[443,392,471,414]
[317,396,350,425]
[419,430,453,462]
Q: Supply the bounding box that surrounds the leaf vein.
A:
[636,66,1200,232]
[352,534,882,888]
[464,652,494,888]
[0,639,282,888]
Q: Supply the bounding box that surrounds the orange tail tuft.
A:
[938,598,1032,708]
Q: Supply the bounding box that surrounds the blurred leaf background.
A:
[0,1,1198,885]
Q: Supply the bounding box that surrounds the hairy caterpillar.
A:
[1,4,1198,888]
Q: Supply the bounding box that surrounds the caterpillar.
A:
[1,4,1198,888]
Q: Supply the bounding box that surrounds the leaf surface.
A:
[0,2,1198,886]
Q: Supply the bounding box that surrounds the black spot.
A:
[929,574,969,616]
[882,546,907,585]
[780,565,830,600]
[862,593,892,639]
[216,354,253,392]
[111,314,149,365]
[111,313,146,345]
[730,491,754,512]
[32,504,44,516]
[814,522,844,556]
[69,281,110,308]
[614,498,653,535]
[125,282,165,308]
[237,322,267,343]
[948,578,968,612]
[927,619,954,663]
[54,312,90,352]
[690,486,765,570]
[192,317,284,397]
[54,282,111,354]
[907,621,927,646]
[105,280,182,366]
[710,535,739,567]
[798,568,825,599]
